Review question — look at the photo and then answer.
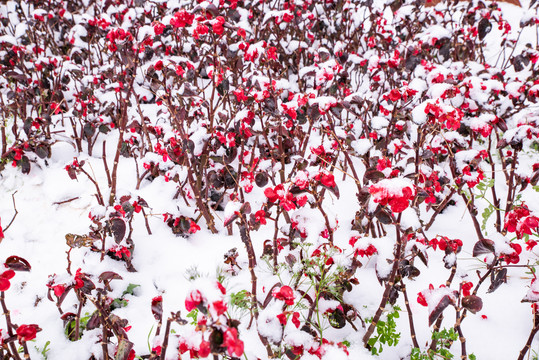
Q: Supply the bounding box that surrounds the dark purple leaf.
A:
[110,217,127,243]
[429,294,455,326]
[328,307,346,328]
[462,295,483,314]
[151,296,163,321]
[115,339,134,360]
[223,212,239,227]
[209,328,224,352]
[20,156,30,174]
[86,311,101,330]
[487,268,507,293]
[99,271,123,283]
[35,144,50,159]
[363,169,385,183]
[79,275,96,295]
[374,206,393,225]
[478,18,492,40]
[255,172,269,187]
[531,170,539,186]
[66,166,78,180]
[472,238,495,257]
[83,123,96,138]
[323,183,340,199]
[5,256,31,271]
[512,54,530,72]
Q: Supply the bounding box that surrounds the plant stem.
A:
[400,281,419,349]
[517,311,539,360]
[362,213,403,347]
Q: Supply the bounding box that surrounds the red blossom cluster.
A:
[502,243,522,264]
[369,179,416,213]
[170,10,194,28]
[264,184,307,211]
[429,236,463,253]
[272,285,295,306]
[504,204,539,239]
[424,102,463,130]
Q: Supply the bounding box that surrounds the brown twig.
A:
[362,213,403,346]
[3,191,18,233]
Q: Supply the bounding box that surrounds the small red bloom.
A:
[198,340,211,358]
[254,210,267,225]
[272,285,295,306]
[387,88,401,102]
[315,172,336,188]
[0,278,10,291]
[185,289,203,311]
[527,240,538,251]
[212,16,225,35]
[211,300,227,316]
[16,324,40,342]
[264,187,279,203]
[417,292,428,307]
[223,328,244,357]
[462,282,473,297]
[291,312,300,328]
[53,284,66,297]
[74,268,84,289]
[188,220,201,234]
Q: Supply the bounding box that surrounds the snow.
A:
[1,0,539,359]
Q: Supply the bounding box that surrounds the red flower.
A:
[74,268,84,289]
[53,284,66,297]
[272,285,295,305]
[387,88,401,102]
[315,172,336,188]
[198,340,211,358]
[153,22,165,35]
[217,282,226,295]
[505,205,539,238]
[254,210,267,225]
[462,282,473,297]
[132,201,142,213]
[0,278,10,291]
[212,16,225,35]
[188,220,200,234]
[369,178,415,213]
[277,312,287,325]
[1,270,15,280]
[16,324,40,342]
[355,244,377,257]
[417,292,428,307]
[170,10,194,28]
[291,312,300,328]
[223,328,244,357]
[0,217,4,240]
[185,290,203,311]
[264,187,279,203]
[510,243,522,255]
[154,60,163,71]
[211,300,227,316]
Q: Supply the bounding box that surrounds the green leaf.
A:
[122,283,140,297]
